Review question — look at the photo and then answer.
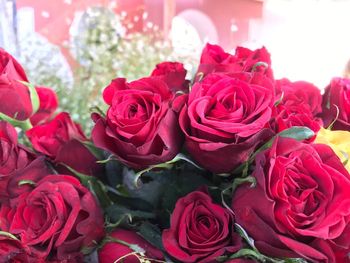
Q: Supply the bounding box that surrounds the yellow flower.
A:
[315,128,350,172]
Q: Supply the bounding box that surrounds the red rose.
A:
[0,234,29,262]
[0,121,51,201]
[98,229,164,263]
[232,137,350,262]
[0,48,28,81]
[26,112,101,176]
[0,48,33,121]
[321,77,350,130]
[270,79,322,141]
[0,121,33,176]
[151,61,189,93]
[30,86,58,126]
[0,175,105,261]
[92,77,183,170]
[275,78,322,116]
[197,43,273,79]
[162,190,242,262]
[179,72,274,173]
[271,104,321,140]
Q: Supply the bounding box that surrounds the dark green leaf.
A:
[133,153,202,187]
[234,126,315,176]
[62,164,112,208]
[81,141,106,160]
[106,204,155,224]
[284,258,308,263]
[105,158,124,188]
[138,221,164,251]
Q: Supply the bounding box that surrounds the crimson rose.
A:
[0,234,30,262]
[197,43,273,79]
[321,77,350,130]
[98,229,164,263]
[0,121,51,201]
[179,72,274,173]
[232,137,350,262]
[26,112,101,176]
[92,77,183,170]
[270,79,322,141]
[162,190,242,262]
[271,104,321,140]
[275,79,322,116]
[151,61,189,93]
[0,48,33,121]
[30,86,58,126]
[0,175,105,261]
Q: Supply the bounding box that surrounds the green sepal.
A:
[19,81,40,115]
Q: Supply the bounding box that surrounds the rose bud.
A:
[275,78,322,116]
[30,86,58,126]
[26,112,102,176]
[0,48,34,121]
[0,121,51,202]
[151,61,189,93]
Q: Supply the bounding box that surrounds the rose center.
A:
[128,104,138,118]
[198,215,211,228]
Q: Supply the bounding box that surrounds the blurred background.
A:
[1,0,349,132]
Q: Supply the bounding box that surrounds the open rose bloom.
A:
[0,43,350,262]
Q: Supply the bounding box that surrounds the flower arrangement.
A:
[0,41,350,263]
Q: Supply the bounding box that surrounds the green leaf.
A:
[278,126,314,141]
[62,164,112,208]
[234,126,314,175]
[232,224,302,263]
[89,105,106,118]
[216,248,266,262]
[81,141,106,160]
[0,231,19,240]
[123,171,172,206]
[235,223,256,250]
[133,153,202,187]
[105,204,155,225]
[105,158,124,188]
[221,176,256,214]
[284,259,308,263]
[138,221,164,251]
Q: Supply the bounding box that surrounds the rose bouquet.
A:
[0,42,349,263]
